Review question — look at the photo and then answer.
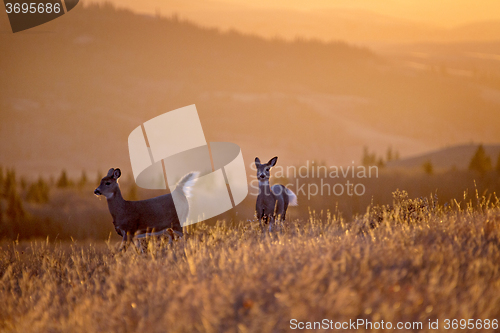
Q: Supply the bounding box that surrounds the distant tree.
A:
[127,184,139,201]
[0,166,3,188]
[395,151,400,160]
[6,189,26,223]
[2,169,16,198]
[0,199,3,226]
[361,146,377,166]
[0,200,7,240]
[496,153,500,175]
[57,169,71,188]
[96,171,103,187]
[124,175,138,200]
[422,160,433,175]
[20,177,27,191]
[377,157,385,168]
[78,171,88,189]
[386,146,393,162]
[469,144,492,175]
[26,177,50,204]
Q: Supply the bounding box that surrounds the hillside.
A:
[387,144,500,170]
[1,4,500,179]
[93,0,500,43]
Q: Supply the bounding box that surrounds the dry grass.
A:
[1,192,500,332]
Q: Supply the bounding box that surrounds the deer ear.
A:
[113,168,121,179]
[255,157,261,166]
[107,168,115,177]
[268,156,278,167]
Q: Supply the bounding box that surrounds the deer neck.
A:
[258,180,273,196]
[106,187,126,213]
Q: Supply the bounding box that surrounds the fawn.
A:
[255,156,298,230]
[94,168,199,251]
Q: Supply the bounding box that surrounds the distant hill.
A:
[1,4,500,178]
[0,4,378,177]
[92,0,500,43]
[158,6,500,43]
[387,144,500,170]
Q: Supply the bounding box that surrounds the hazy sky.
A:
[237,0,500,27]
[90,0,500,27]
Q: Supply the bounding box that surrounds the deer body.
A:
[106,191,182,238]
[95,168,198,250]
[255,157,297,230]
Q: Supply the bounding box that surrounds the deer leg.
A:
[167,228,174,245]
[259,216,266,229]
[262,214,271,231]
[173,230,183,238]
[257,209,265,229]
[118,233,129,252]
[277,198,287,230]
[282,199,289,222]
[133,238,144,253]
[268,215,275,232]
[269,199,281,232]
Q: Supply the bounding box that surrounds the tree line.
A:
[362,144,500,176]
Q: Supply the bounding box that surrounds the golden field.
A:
[1,191,499,332]
[2,2,500,332]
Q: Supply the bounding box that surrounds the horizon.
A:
[1,4,500,178]
[88,0,500,34]
[1,2,500,329]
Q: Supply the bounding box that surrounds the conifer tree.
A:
[78,171,88,189]
[26,177,50,203]
[57,169,71,188]
[2,169,16,198]
[422,160,433,175]
[361,146,377,166]
[127,184,139,201]
[0,199,3,226]
[469,144,492,175]
[96,171,103,187]
[6,189,26,223]
[386,146,393,162]
[496,153,500,175]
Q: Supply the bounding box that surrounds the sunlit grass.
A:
[1,191,500,332]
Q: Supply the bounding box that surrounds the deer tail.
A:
[285,188,298,206]
[174,172,200,198]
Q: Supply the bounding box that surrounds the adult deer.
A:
[255,156,297,231]
[94,168,198,251]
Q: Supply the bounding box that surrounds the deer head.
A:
[94,168,121,199]
[255,156,277,182]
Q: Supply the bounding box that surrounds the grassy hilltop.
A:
[1,191,500,332]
